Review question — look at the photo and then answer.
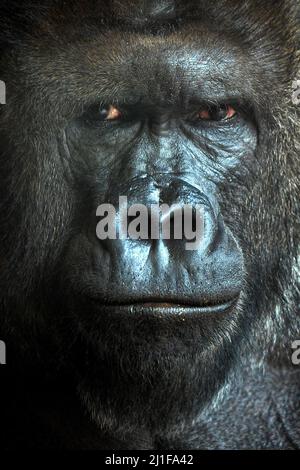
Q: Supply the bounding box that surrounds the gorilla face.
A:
[65,36,251,307]
[64,39,253,305]
[57,26,256,425]
[0,0,299,445]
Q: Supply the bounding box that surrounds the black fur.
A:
[0,0,299,449]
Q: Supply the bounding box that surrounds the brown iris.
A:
[99,105,122,121]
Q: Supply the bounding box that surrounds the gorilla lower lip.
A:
[98,297,239,315]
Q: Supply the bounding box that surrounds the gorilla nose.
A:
[96,176,220,255]
[149,114,172,136]
[92,174,243,305]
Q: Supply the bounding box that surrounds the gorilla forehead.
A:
[61,32,249,108]
[6,25,262,118]
[0,2,293,116]
[1,0,291,114]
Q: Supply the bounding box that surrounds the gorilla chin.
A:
[66,292,245,438]
[59,235,245,436]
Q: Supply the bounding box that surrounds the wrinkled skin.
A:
[0,0,299,449]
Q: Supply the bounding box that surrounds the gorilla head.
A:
[0,0,299,449]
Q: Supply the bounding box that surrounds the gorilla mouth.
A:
[95,295,240,315]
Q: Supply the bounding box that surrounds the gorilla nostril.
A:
[95,177,218,250]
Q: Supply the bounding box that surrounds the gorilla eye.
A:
[198,105,237,121]
[99,105,122,121]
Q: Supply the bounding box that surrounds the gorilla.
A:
[0,0,299,450]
